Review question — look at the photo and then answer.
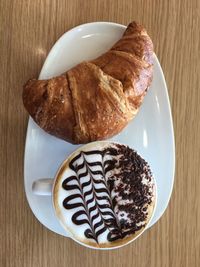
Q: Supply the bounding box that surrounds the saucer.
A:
[24,22,175,237]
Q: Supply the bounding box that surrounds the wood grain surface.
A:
[0,0,200,266]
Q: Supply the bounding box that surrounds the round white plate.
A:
[24,22,175,237]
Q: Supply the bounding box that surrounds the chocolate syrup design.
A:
[62,145,154,244]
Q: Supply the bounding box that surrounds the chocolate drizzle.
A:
[62,144,154,244]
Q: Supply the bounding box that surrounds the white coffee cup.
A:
[32,141,157,250]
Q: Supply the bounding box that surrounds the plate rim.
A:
[39,21,126,79]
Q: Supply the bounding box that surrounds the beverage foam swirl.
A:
[54,143,155,247]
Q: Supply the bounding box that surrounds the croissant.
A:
[23,21,153,144]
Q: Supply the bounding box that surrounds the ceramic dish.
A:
[24,22,175,237]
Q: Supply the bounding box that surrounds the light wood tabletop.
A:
[1,0,200,266]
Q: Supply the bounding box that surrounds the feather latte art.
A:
[53,142,156,248]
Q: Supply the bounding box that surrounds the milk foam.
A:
[53,142,155,247]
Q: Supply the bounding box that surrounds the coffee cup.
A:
[32,141,157,249]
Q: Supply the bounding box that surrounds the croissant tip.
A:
[126,21,147,35]
[23,78,36,88]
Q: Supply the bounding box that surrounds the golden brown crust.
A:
[23,75,76,142]
[67,62,133,143]
[92,50,153,110]
[23,21,154,144]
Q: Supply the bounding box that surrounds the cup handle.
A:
[32,178,54,196]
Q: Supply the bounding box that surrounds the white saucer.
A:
[24,22,175,237]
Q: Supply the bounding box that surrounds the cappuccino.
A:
[53,142,156,248]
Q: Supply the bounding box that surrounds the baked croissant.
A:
[23,21,153,144]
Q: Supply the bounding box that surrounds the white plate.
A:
[24,22,175,237]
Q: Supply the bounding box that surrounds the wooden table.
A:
[1,0,200,266]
